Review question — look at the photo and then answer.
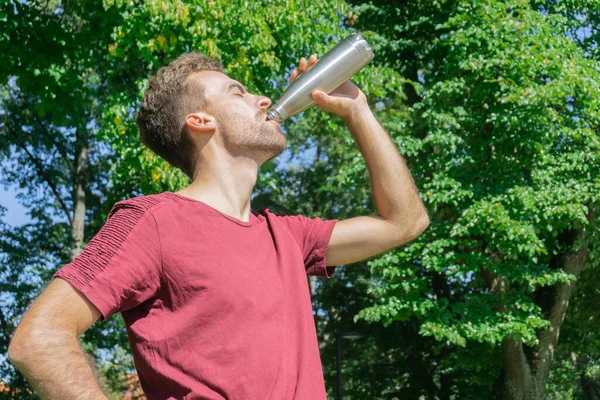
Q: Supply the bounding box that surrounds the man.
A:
[8,52,429,399]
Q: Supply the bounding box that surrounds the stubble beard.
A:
[216,110,286,162]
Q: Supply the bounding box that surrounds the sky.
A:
[0,142,316,229]
[0,183,30,227]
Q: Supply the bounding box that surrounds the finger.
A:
[305,54,318,73]
[299,57,307,72]
[312,90,343,110]
[289,69,298,83]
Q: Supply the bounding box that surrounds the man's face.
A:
[192,71,286,164]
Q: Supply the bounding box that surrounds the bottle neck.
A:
[267,108,283,123]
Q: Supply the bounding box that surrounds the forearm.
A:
[9,330,110,400]
[343,103,428,226]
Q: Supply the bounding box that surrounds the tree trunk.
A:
[531,238,589,397]
[501,223,590,400]
[70,128,87,260]
[309,276,317,297]
[502,338,535,400]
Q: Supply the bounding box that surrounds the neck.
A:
[177,151,260,222]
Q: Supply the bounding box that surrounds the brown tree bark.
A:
[70,128,88,260]
[501,222,590,400]
[529,236,589,398]
[502,338,534,400]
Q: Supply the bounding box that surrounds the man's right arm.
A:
[7,277,110,400]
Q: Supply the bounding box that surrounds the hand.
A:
[289,54,369,120]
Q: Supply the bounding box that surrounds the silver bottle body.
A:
[267,33,374,122]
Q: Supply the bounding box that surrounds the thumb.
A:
[311,90,343,113]
[311,90,336,106]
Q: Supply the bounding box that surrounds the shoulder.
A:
[253,209,311,233]
[107,192,184,221]
[253,208,297,222]
[254,208,280,218]
[255,208,315,222]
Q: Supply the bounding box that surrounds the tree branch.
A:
[532,226,590,387]
[0,306,11,349]
[32,115,74,170]
[8,130,73,225]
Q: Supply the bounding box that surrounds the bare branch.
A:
[32,115,74,170]
[533,229,589,385]
[0,306,11,348]
[8,130,73,225]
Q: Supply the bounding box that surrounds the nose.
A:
[256,96,272,110]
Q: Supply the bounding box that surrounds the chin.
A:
[263,140,287,163]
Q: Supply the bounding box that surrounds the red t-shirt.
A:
[54,191,338,399]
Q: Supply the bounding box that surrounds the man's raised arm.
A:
[323,98,429,266]
[290,54,429,266]
[8,277,110,400]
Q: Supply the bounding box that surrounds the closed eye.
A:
[228,82,247,97]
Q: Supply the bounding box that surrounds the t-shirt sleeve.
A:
[274,213,338,278]
[53,200,162,321]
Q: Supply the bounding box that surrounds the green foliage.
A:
[3,0,600,398]
[345,0,600,398]
[0,0,127,396]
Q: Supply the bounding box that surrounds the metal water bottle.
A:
[266,33,374,123]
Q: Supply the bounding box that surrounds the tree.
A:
[345,1,600,398]
[4,0,600,399]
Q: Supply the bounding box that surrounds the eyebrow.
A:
[227,82,247,94]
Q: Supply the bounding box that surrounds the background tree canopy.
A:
[1,0,600,399]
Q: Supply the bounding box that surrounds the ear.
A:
[185,112,216,134]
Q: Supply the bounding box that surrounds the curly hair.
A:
[137,53,224,180]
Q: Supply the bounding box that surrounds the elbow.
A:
[417,212,430,234]
[397,211,430,243]
[387,211,430,245]
[7,337,27,367]
[8,330,48,367]
[409,212,430,239]
[7,329,41,368]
